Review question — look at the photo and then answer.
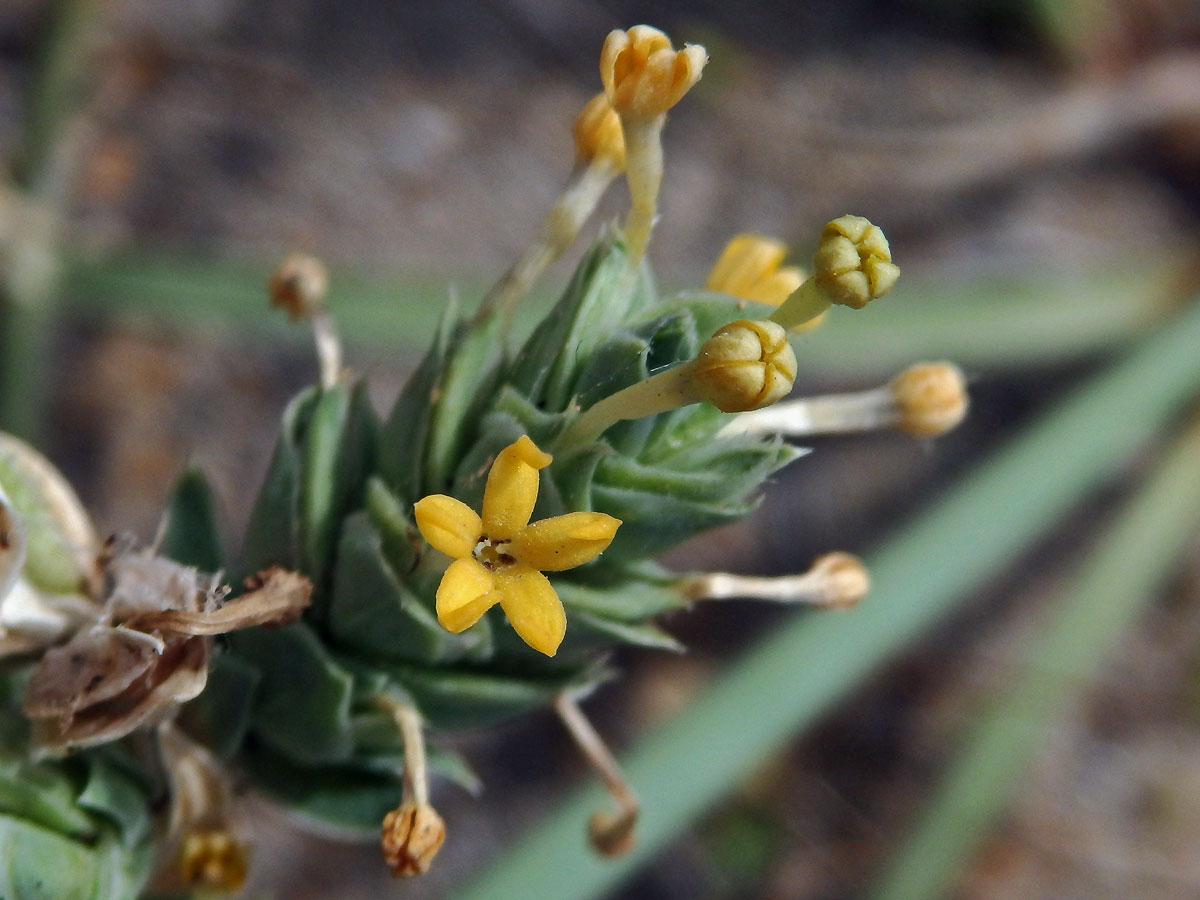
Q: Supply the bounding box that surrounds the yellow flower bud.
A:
[890,362,969,437]
[268,252,329,320]
[812,215,899,310]
[808,552,870,607]
[691,319,797,413]
[573,93,626,168]
[381,801,447,877]
[180,829,248,893]
[600,26,707,120]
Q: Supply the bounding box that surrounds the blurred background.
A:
[4,0,1200,898]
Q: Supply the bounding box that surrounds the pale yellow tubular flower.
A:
[598,26,707,264]
[722,361,969,440]
[769,215,899,331]
[678,552,870,608]
[413,436,620,656]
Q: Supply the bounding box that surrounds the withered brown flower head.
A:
[24,545,310,753]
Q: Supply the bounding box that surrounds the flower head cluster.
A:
[414,436,620,656]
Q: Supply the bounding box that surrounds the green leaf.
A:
[378,300,459,505]
[555,572,685,622]
[328,512,476,663]
[0,758,94,840]
[567,610,684,653]
[76,756,150,849]
[0,433,93,595]
[425,315,504,493]
[160,467,222,572]
[379,661,594,731]
[507,236,644,413]
[241,387,317,576]
[298,381,378,601]
[229,623,355,765]
[242,744,399,837]
[0,817,104,900]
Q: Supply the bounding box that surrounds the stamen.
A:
[554,691,639,857]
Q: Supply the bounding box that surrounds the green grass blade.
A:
[868,416,1200,900]
[456,296,1200,900]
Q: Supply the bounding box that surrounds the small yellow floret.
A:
[573,93,626,168]
[600,25,707,119]
[381,801,446,877]
[413,436,620,656]
[813,215,899,310]
[691,319,797,413]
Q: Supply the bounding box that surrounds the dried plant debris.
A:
[23,548,311,753]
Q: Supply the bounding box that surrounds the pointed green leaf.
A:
[378,300,459,505]
[160,468,222,572]
[229,623,355,764]
[241,387,317,576]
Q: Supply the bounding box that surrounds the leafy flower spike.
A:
[414,436,620,656]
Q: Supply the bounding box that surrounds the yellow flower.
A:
[599,25,707,120]
[413,436,620,656]
[706,233,805,308]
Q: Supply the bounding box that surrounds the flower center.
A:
[473,535,515,571]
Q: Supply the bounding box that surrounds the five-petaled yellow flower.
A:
[413,436,621,656]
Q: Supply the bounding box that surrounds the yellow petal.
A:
[495,565,566,657]
[436,558,499,633]
[480,436,551,541]
[706,233,787,298]
[414,495,482,559]
[511,512,621,572]
[744,267,805,308]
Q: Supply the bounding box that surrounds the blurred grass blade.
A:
[869,415,1200,900]
[62,253,1178,369]
[456,296,1200,900]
